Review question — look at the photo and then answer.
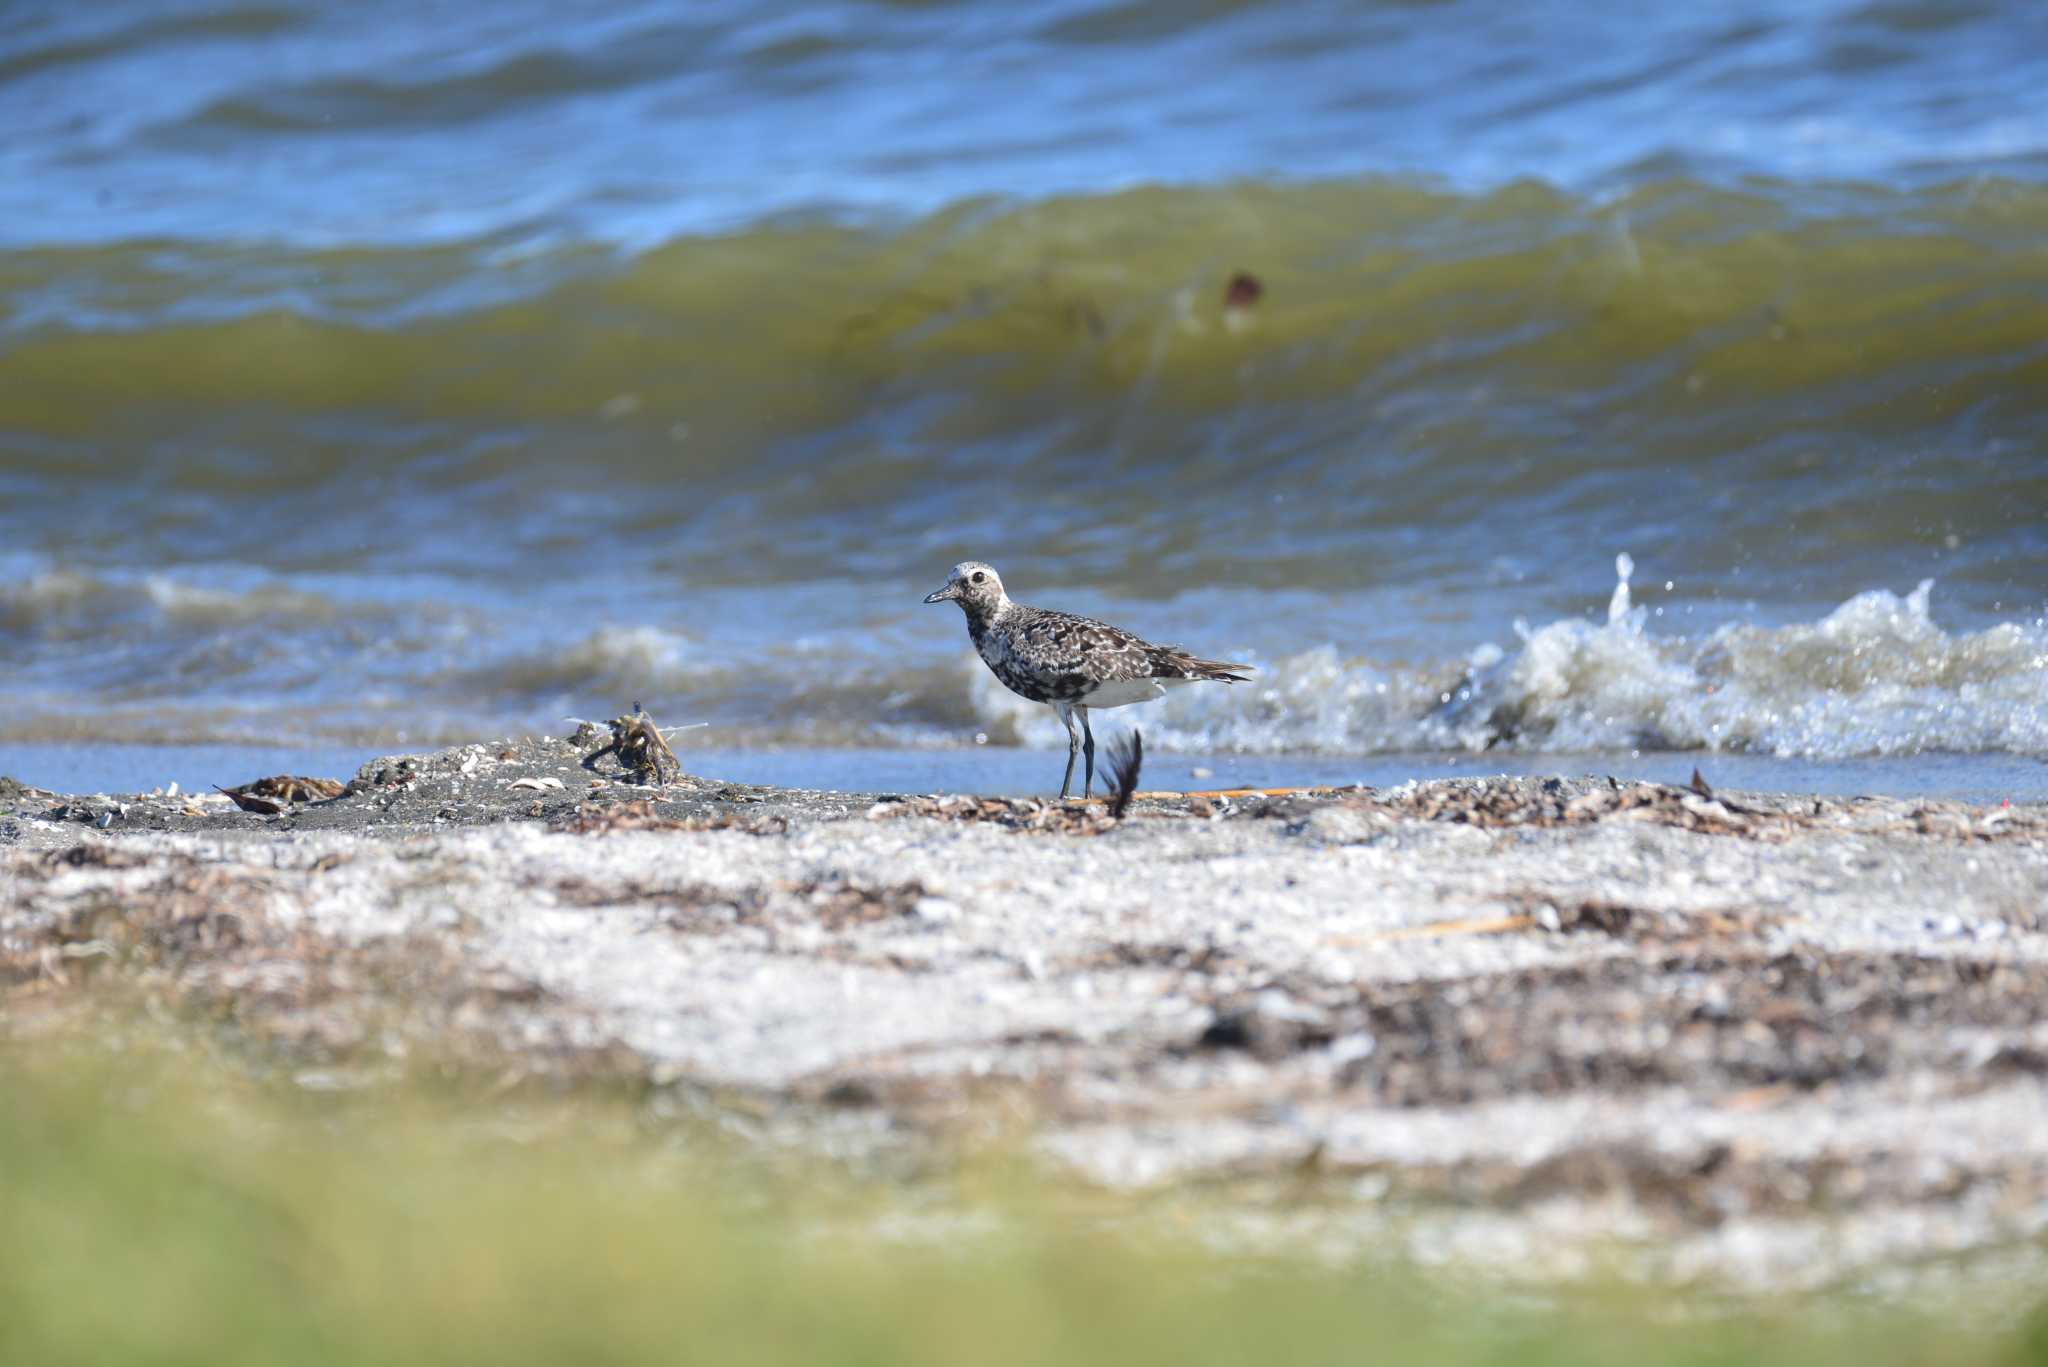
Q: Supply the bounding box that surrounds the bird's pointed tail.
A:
[1186,656,1255,684]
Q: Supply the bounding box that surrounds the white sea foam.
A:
[1450,578,2048,758]
[962,575,2048,760]
[0,566,336,631]
[497,625,701,698]
[9,557,2045,763]
[967,643,1441,753]
[139,575,336,625]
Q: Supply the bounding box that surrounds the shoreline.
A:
[5,735,2045,811]
[6,730,2048,1290]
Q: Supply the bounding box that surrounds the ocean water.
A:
[2,1,2045,796]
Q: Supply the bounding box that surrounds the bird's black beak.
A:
[923,583,959,604]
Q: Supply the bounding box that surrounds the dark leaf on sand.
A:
[1107,729,1143,820]
[215,786,285,815]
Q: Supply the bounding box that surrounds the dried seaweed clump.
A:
[2,847,633,1081]
[867,793,1130,836]
[1290,778,2046,844]
[862,731,1142,835]
[550,800,787,837]
[794,877,931,931]
[582,703,685,785]
[215,775,346,814]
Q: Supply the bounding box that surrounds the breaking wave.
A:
[962,563,2048,760]
[4,554,2042,763]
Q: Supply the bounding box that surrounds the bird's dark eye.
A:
[971,571,985,584]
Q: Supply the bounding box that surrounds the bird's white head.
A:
[923,561,1007,614]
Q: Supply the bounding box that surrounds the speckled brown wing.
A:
[1007,608,1154,682]
[1009,607,1253,685]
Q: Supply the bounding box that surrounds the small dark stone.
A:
[821,1078,882,1108]
[1197,1005,1331,1061]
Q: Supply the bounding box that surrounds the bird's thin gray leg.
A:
[1079,706,1096,798]
[1054,702,1078,798]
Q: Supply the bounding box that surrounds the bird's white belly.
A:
[1077,677,1174,709]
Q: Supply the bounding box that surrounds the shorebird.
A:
[923,561,1253,798]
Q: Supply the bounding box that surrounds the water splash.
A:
[5,556,2044,761]
[1607,552,1634,627]
[965,565,2047,760]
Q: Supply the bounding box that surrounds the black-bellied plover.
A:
[924,561,1253,798]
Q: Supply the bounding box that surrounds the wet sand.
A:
[6,730,2048,1291]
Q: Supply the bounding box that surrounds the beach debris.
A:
[1240,778,2048,846]
[43,843,143,869]
[40,802,115,826]
[42,800,127,827]
[215,786,285,815]
[553,800,681,834]
[1,851,630,1084]
[1136,785,1341,800]
[1518,896,1778,945]
[796,876,932,932]
[1241,779,1781,839]
[351,759,421,793]
[1198,994,1335,1061]
[1319,890,1721,947]
[509,776,566,792]
[257,775,344,802]
[865,792,1130,837]
[1105,729,1143,820]
[580,702,700,785]
[216,775,346,813]
[550,799,787,837]
[547,872,925,938]
[869,773,2048,846]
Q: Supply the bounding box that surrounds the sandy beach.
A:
[7,730,2047,1291]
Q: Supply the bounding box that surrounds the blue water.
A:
[7,1,2048,250]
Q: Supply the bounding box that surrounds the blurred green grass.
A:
[2,1041,2043,1367]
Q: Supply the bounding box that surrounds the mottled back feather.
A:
[969,602,1251,703]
